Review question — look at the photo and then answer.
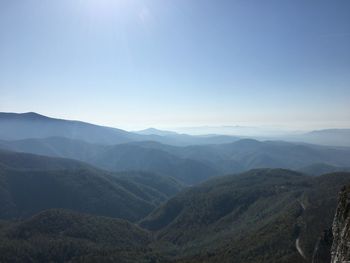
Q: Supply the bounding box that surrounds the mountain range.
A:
[0,112,350,262]
[0,151,349,262]
[2,112,350,147]
[0,112,240,146]
[1,136,350,184]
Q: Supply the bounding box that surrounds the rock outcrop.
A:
[331,185,350,263]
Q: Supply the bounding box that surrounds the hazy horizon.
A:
[2,111,350,136]
[1,0,349,130]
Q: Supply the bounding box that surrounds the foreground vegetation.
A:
[0,151,349,262]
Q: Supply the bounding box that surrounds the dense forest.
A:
[0,113,349,262]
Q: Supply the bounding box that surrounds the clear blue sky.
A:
[0,0,349,130]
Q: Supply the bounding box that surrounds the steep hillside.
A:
[0,137,105,161]
[296,173,350,261]
[0,151,184,221]
[0,149,91,171]
[0,209,165,263]
[140,170,350,263]
[0,163,348,262]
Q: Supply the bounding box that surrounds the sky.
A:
[0,0,349,131]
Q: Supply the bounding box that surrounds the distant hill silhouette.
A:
[136,127,179,136]
[0,137,220,184]
[122,139,350,174]
[0,112,138,144]
[285,129,350,147]
[2,137,350,184]
[0,112,240,146]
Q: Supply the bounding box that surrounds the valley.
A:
[0,113,349,262]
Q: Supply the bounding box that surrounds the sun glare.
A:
[82,0,130,18]
[80,0,152,26]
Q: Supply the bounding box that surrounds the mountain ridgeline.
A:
[0,112,137,145]
[1,136,350,183]
[1,112,350,185]
[0,112,240,146]
[0,112,349,262]
[0,150,184,221]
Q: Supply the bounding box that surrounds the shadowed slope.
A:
[0,150,184,221]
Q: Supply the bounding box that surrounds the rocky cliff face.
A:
[331,185,350,263]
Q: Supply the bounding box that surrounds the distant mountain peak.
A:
[0,111,50,120]
[231,138,261,146]
[135,128,178,136]
[143,128,164,133]
[0,111,135,144]
[22,112,49,119]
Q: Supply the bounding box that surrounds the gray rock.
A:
[331,186,350,263]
